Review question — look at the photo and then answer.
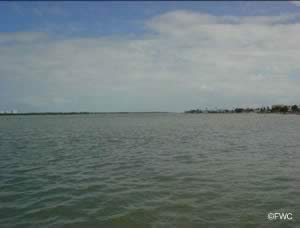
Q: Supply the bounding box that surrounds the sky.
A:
[1,1,300,112]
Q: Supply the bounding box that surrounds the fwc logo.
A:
[268,212,293,221]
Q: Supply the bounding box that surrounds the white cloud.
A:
[291,1,300,7]
[1,11,300,111]
[0,32,48,44]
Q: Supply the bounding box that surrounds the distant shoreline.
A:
[0,111,299,116]
[0,112,170,116]
[1,105,300,116]
[185,104,300,115]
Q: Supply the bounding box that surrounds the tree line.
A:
[185,104,300,114]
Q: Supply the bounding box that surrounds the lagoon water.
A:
[0,113,299,227]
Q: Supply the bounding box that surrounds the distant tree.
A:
[291,105,299,112]
[260,107,266,113]
[185,109,203,114]
[245,108,254,112]
[279,106,289,113]
[272,105,283,113]
[234,108,244,113]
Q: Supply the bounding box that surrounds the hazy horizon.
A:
[1,1,300,112]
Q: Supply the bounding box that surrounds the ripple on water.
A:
[0,114,299,227]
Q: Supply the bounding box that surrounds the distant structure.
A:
[0,110,18,114]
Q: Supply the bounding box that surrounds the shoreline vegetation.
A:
[185,104,300,114]
[1,104,299,115]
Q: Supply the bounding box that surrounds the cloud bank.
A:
[1,10,300,112]
[291,1,300,7]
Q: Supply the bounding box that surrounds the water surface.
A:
[0,113,299,227]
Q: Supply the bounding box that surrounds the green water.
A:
[0,113,299,227]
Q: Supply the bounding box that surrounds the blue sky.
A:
[1,1,300,112]
[1,2,299,35]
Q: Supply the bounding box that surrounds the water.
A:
[0,113,299,227]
